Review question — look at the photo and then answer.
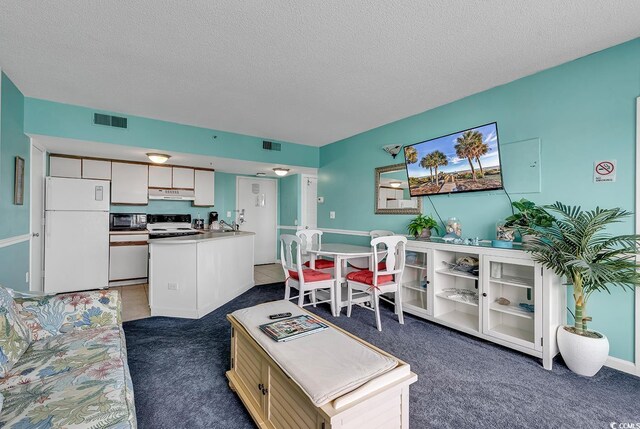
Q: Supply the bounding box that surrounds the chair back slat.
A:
[296,229,323,256]
[369,230,394,239]
[371,235,407,286]
[280,234,302,273]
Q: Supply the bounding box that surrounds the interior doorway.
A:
[30,142,45,292]
[236,176,278,265]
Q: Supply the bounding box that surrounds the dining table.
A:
[306,243,376,316]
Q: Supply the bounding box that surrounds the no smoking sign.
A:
[594,160,616,183]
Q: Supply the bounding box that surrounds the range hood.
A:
[148,189,195,201]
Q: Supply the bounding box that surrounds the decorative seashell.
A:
[496,297,510,306]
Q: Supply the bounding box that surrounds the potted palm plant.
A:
[407,214,440,239]
[523,202,640,376]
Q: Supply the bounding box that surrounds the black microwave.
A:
[109,213,147,231]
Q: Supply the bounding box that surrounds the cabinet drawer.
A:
[110,234,149,243]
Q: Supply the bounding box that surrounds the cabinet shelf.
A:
[402,281,427,293]
[489,275,533,289]
[436,268,478,281]
[489,323,534,344]
[436,310,478,332]
[489,302,534,319]
[404,299,428,314]
[405,263,427,270]
[436,291,478,307]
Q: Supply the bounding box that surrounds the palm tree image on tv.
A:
[403,123,502,196]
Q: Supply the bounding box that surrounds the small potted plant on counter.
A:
[504,198,554,242]
[523,202,640,376]
[407,214,440,239]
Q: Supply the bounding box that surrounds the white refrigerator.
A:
[44,177,110,293]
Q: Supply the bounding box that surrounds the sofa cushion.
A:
[288,269,332,282]
[0,355,136,428]
[345,270,393,286]
[0,288,31,378]
[1,326,124,390]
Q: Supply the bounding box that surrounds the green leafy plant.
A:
[505,198,554,229]
[523,202,640,336]
[407,214,440,237]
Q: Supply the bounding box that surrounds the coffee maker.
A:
[208,211,218,226]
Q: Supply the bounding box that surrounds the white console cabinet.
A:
[401,240,565,369]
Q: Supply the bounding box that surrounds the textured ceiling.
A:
[1,1,639,147]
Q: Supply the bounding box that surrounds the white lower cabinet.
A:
[109,233,149,283]
[401,241,565,369]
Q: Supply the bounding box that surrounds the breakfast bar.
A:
[148,231,255,318]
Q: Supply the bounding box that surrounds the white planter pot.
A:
[557,326,609,376]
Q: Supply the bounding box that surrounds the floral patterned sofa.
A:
[0,286,137,428]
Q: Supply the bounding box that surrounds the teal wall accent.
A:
[1,73,30,239]
[0,242,29,290]
[0,72,30,292]
[110,171,238,223]
[24,98,319,168]
[279,174,300,227]
[318,38,640,361]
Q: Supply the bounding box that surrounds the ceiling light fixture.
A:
[273,168,290,177]
[147,153,171,164]
[390,181,402,188]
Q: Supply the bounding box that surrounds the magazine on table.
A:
[260,314,329,342]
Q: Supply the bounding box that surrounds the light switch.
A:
[226,211,231,218]
[330,211,336,219]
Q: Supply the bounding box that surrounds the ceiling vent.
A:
[263,141,281,151]
[94,113,128,129]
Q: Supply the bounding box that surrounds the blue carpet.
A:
[123,283,640,428]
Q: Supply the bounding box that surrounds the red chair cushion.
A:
[288,269,332,282]
[303,259,335,269]
[345,270,393,286]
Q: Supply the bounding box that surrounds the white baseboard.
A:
[605,356,638,376]
[150,306,199,319]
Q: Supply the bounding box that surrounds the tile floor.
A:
[116,264,284,322]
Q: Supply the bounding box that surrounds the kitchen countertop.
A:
[109,230,149,235]
[148,230,255,244]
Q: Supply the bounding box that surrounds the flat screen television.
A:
[403,122,503,197]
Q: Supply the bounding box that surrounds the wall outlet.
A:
[168,282,178,291]
[226,211,231,218]
[25,272,29,283]
[294,219,298,226]
[329,211,336,219]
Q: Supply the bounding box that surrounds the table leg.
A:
[334,256,342,317]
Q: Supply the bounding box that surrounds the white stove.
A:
[146,214,201,239]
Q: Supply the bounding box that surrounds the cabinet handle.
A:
[258,383,263,391]
[482,293,487,297]
[262,388,268,395]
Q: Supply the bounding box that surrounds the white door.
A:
[30,144,45,292]
[301,175,318,229]
[236,177,277,265]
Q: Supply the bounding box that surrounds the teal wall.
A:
[318,38,640,361]
[0,72,30,291]
[279,174,300,227]
[24,98,319,168]
[109,171,238,223]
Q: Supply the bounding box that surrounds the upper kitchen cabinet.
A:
[50,156,82,178]
[82,159,111,180]
[193,170,215,206]
[111,162,149,205]
[149,165,173,188]
[172,167,195,189]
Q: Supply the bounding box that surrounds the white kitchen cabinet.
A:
[193,170,215,206]
[172,167,195,189]
[50,156,81,178]
[111,162,149,204]
[148,165,173,188]
[82,159,112,180]
[109,233,149,282]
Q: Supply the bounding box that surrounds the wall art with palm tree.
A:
[403,122,503,196]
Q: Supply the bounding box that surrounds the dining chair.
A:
[349,230,395,270]
[345,235,407,331]
[296,229,335,270]
[280,234,336,313]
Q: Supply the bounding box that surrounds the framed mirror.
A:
[375,164,422,215]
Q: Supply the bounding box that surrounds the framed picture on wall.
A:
[14,156,25,205]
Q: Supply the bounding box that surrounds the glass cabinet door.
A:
[401,249,432,316]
